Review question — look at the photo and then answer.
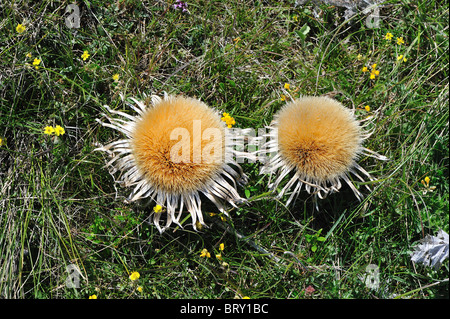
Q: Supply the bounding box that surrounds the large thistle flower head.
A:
[96,94,246,233]
[261,96,387,206]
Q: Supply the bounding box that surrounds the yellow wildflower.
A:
[365,105,371,112]
[293,15,298,22]
[280,94,286,101]
[26,52,32,58]
[384,32,393,41]
[357,54,363,61]
[16,24,26,33]
[81,50,90,61]
[219,243,224,251]
[284,83,290,90]
[153,204,162,213]
[421,176,436,194]
[242,296,250,299]
[32,58,41,70]
[137,286,143,293]
[0,137,5,146]
[89,294,97,299]
[112,73,120,81]
[44,126,55,135]
[195,221,203,230]
[129,271,140,281]
[397,55,407,62]
[200,248,211,258]
[216,253,222,260]
[221,112,236,128]
[54,125,65,136]
[362,66,368,72]
[396,37,405,45]
[369,64,380,80]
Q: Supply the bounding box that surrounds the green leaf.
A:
[311,245,317,252]
[245,189,251,198]
[296,23,310,40]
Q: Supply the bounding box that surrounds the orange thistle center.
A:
[277,97,362,181]
[131,97,225,194]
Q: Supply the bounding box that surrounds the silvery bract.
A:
[410,229,449,270]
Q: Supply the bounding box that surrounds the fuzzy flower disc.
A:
[277,96,362,182]
[131,97,224,194]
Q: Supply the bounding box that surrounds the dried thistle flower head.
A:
[96,94,246,233]
[261,96,387,206]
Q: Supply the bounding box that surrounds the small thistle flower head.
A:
[260,96,387,206]
[96,94,247,233]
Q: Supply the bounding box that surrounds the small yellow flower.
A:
[216,253,222,260]
[16,24,26,33]
[112,73,120,81]
[284,83,290,90]
[421,176,436,194]
[368,64,380,80]
[365,105,371,112]
[129,271,140,281]
[208,212,217,217]
[242,296,250,299]
[396,37,405,45]
[200,248,211,258]
[422,176,431,187]
[356,54,363,61]
[44,126,55,135]
[219,243,224,251]
[137,286,143,293]
[81,50,90,61]
[221,113,235,128]
[361,66,368,72]
[397,55,407,62]
[32,58,41,70]
[0,137,5,146]
[293,15,298,22]
[153,204,162,213]
[195,221,203,230]
[280,94,286,101]
[26,52,32,58]
[89,294,97,299]
[384,32,393,41]
[220,215,227,222]
[54,125,65,136]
